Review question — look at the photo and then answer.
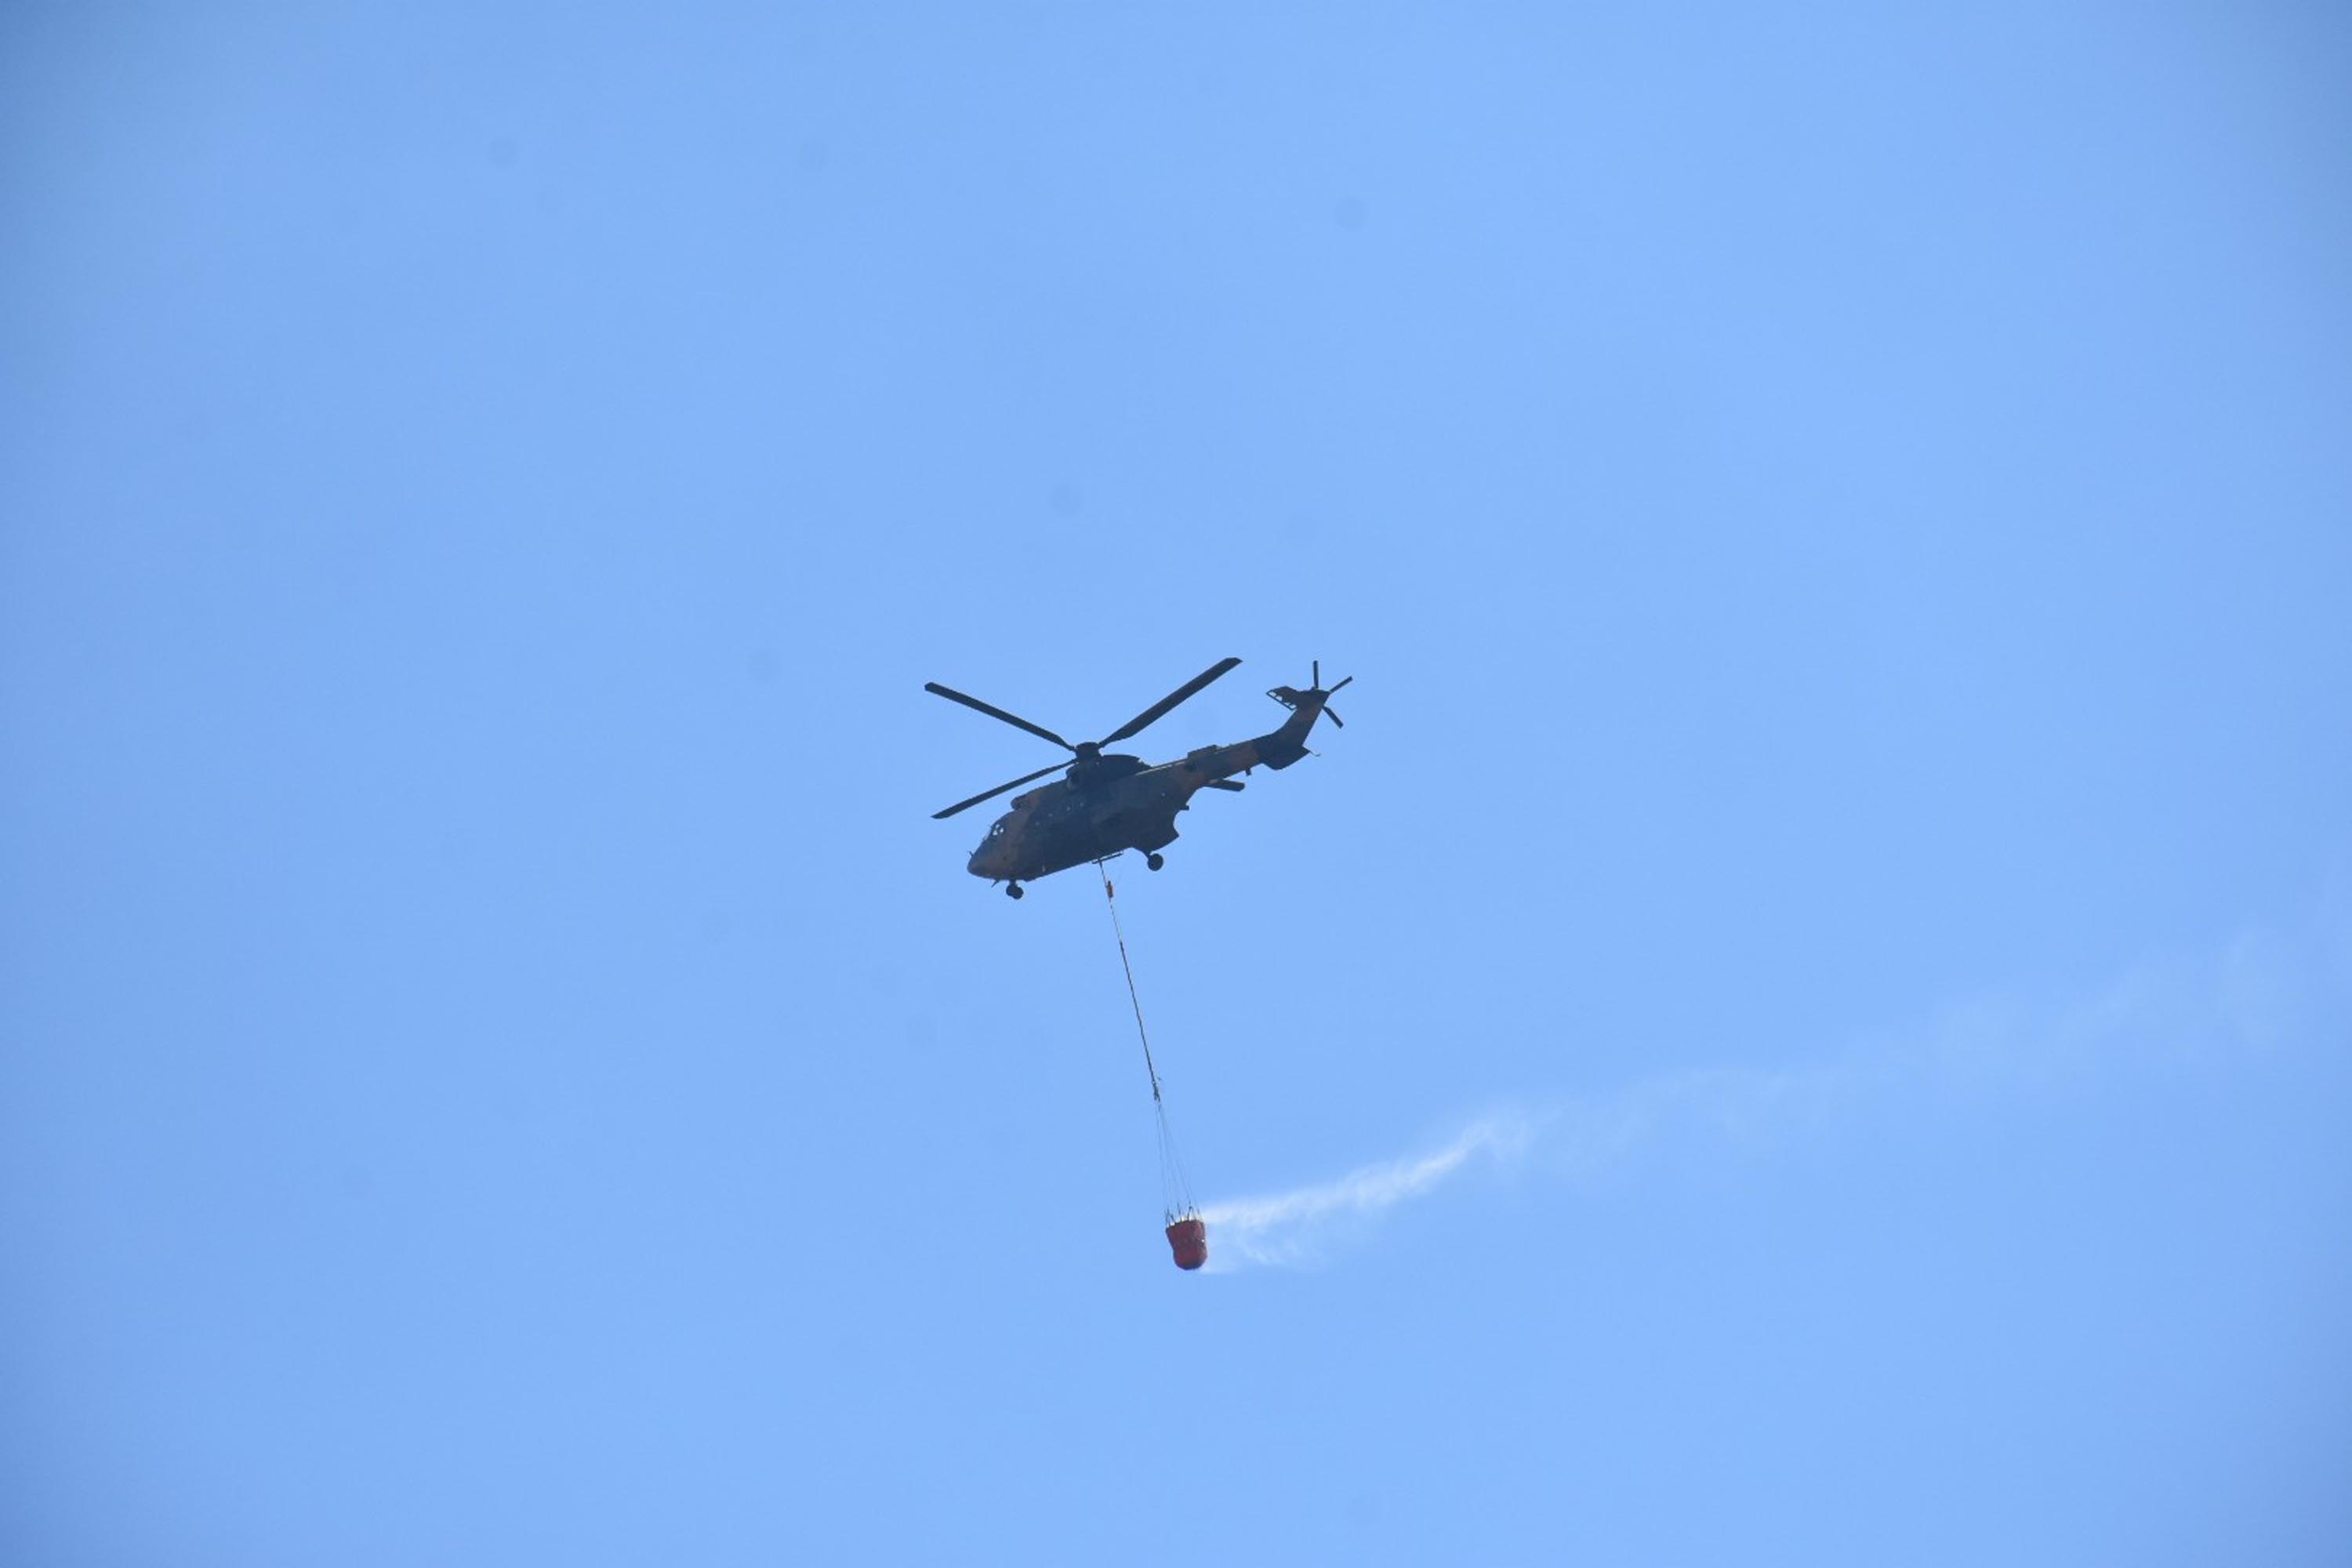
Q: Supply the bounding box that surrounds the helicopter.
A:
[926,657,1351,898]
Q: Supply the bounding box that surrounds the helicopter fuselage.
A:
[967,699,1323,887]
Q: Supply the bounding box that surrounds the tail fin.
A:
[1258,660,1352,768]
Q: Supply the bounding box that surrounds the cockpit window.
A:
[989,821,1007,837]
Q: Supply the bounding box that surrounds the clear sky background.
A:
[5,5,2350,1563]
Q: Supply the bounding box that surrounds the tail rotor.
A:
[1267,659,1354,728]
[1316,659,1353,728]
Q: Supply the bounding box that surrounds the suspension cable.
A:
[1099,860,1163,1104]
[1098,859,1195,1219]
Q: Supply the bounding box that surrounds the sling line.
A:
[1098,859,1195,1220]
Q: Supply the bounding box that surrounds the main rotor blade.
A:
[924,682,1075,752]
[1100,657,1243,746]
[931,761,1069,820]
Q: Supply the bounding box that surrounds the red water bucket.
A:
[1165,1215,1207,1271]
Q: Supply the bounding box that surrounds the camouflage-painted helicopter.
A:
[926,657,1350,898]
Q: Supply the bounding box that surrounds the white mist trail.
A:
[1192,920,2345,1272]
[1198,1114,1536,1269]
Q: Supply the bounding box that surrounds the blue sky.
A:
[5,4,2349,1563]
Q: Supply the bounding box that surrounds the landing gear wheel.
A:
[1005,883,1025,900]
[1145,852,1165,871]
